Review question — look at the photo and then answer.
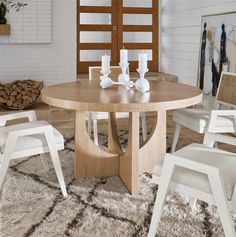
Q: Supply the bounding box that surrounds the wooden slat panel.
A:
[111,0,118,65]
[123,7,153,14]
[79,25,113,31]
[80,43,111,50]
[117,0,123,61]
[79,62,100,73]
[77,0,80,74]
[78,6,112,13]
[123,43,153,49]
[122,25,153,32]
[79,61,101,66]
[152,0,158,70]
[77,0,159,73]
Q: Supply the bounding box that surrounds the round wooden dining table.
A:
[41,79,202,194]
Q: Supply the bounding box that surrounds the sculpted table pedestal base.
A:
[75,110,166,194]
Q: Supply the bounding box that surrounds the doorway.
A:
[77,0,158,73]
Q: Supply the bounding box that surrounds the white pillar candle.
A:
[120,48,128,65]
[138,53,148,72]
[102,55,110,73]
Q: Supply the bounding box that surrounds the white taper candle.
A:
[120,48,128,65]
[102,54,110,73]
[138,53,148,72]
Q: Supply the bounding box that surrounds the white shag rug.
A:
[0,131,235,237]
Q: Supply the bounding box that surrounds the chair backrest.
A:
[216,72,236,108]
[89,66,129,81]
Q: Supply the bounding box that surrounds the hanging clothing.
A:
[199,23,207,90]
[219,24,227,82]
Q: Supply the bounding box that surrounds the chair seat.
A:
[153,143,236,200]
[173,109,236,133]
[0,121,64,154]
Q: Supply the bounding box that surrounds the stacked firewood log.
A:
[0,80,43,109]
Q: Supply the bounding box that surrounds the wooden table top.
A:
[41,80,202,112]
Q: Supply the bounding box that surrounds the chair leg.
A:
[93,119,99,146]
[187,196,198,213]
[45,131,68,198]
[0,156,10,190]
[148,159,175,237]
[209,172,235,237]
[171,123,182,153]
[141,112,147,142]
[49,149,68,197]
[40,153,49,171]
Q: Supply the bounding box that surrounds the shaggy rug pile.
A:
[0,131,235,237]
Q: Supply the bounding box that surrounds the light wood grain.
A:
[75,110,119,178]
[41,80,202,112]
[108,112,123,154]
[119,112,140,194]
[139,111,166,172]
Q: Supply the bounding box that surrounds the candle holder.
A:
[135,69,150,93]
[100,70,112,89]
[118,63,130,83]
[99,67,151,93]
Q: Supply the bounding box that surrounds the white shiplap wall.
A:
[0,0,76,85]
[0,0,51,44]
[160,0,236,86]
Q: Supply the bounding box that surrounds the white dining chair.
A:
[0,110,67,197]
[148,111,236,237]
[88,66,147,145]
[171,72,236,153]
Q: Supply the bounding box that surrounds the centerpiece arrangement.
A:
[0,0,27,24]
[100,49,150,93]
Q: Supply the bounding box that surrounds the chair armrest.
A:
[7,124,52,138]
[204,132,236,147]
[165,153,219,175]
[181,108,210,113]
[209,110,236,116]
[4,124,62,157]
[0,110,37,127]
[207,110,236,133]
[4,124,55,155]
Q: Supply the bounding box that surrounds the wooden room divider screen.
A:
[77,0,158,73]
